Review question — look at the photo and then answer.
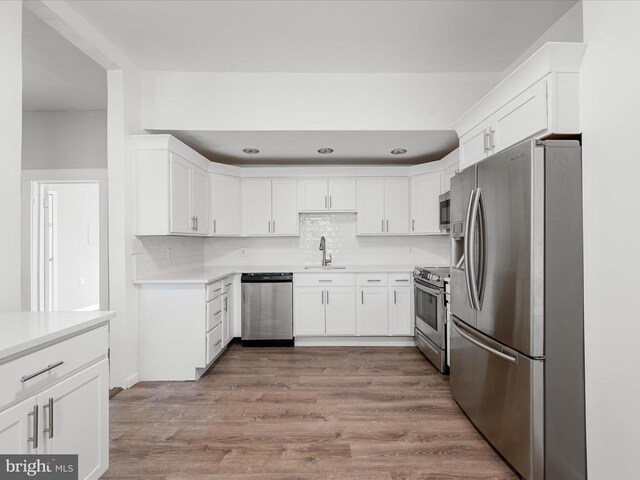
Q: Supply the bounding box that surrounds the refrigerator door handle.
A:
[451,318,518,365]
[464,189,477,310]
[469,187,484,310]
[475,188,487,309]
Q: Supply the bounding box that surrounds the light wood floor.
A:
[104,344,516,479]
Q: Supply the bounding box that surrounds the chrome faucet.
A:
[319,236,332,266]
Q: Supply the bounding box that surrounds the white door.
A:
[294,287,326,336]
[191,166,209,235]
[459,124,489,170]
[0,398,38,454]
[389,287,412,335]
[169,154,192,234]
[384,178,410,234]
[410,173,441,235]
[211,174,241,235]
[40,360,108,480]
[328,178,356,211]
[357,287,388,335]
[298,179,328,211]
[357,178,385,234]
[271,179,298,235]
[325,287,356,335]
[242,178,272,235]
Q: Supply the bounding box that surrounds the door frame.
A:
[21,169,109,312]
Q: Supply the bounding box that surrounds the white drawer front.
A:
[389,273,412,286]
[206,324,223,364]
[206,281,223,301]
[357,273,388,287]
[222,276,233,294]
[0,325,108,409]
[207,296,223,332]
[294,273,356,287]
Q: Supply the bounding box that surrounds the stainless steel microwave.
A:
[439,191,450,231]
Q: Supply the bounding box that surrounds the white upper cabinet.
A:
[242,178,272,235]
[410,172,442,235]
[242,178,298,236]
[211,174,241,236]
[272,179,298,235]
[328,178,356,211]
[191,166,209,235]
[298,178,356,212]
[357,178,385,234]
[136,150,210,236]
[442,163,458,193]
[454,43,586,171]
[357,177,409,235]
[169,155,192,234]
[384,178,410,234]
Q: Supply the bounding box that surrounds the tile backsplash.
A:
[135,215,450,278]
[135,236,205,278]
[204,214,450,267]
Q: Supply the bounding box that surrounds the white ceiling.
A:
[152,130,459,165]
[69,0,577,73]
[22,8,106,111]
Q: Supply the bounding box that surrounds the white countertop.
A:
[0,311,115,361]
[133,264,426,284]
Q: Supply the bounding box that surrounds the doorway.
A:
[28,180,106,312]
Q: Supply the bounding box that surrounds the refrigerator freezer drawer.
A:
[450,317,543,480]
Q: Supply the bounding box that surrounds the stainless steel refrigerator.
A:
[449,139,586,480]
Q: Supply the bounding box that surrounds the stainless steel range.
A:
[413,266,449,374]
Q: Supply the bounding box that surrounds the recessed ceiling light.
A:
[317,148,334,154]
[242,148,260,154]
[391,148,407,155]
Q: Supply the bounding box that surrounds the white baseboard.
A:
[294,336,416,347]
[125,372,140,388]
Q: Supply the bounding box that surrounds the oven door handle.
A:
[414,281,442,296]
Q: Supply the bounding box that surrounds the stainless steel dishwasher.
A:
[241,273,293,346]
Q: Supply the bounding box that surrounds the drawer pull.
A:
[367,279,382,283]
[395,279,409,282]
[214,310,222,316]
[318,279,332,282]
[214,339,222,347]
[213,287,222,292]
[21,361,64,383]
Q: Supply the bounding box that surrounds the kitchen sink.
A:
[304,266,347,270]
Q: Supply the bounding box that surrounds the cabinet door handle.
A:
[321,290,324,304]
[213,219,216,234]
[326,290,329,304]
[214,339,222,347]
[214,310,222,316]
[28,404,38,449]
[272,220,275,233]
[224,297,228,312]
[381,219,384,233]
[386,219,389,232]
[489,128,496,151]
[361,291,364,304]
[21,361,64,383]
[329,196,332,209]
[325,195,328,209]
[43,397,54,439]
[394,290,397,304]
[412,219,415,232]
[196,216,199,231]
[268,220,271,233]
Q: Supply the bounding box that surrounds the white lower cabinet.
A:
[138,278,235,381]
[40,360,109,480]
[294,287,327,336]
[0,398,36,454]
[357,287,389,335]
[325,287,357,335]
[0,325,110,480]
[389,287,412,335]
